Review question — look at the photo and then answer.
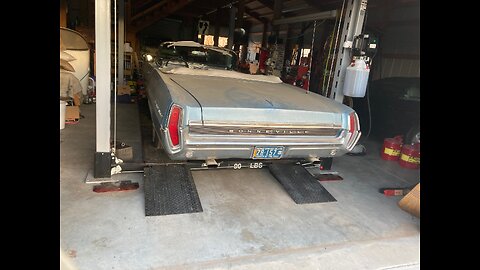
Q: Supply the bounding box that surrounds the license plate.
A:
[252,146,284,159]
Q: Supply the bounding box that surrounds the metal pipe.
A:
[306,20,317,94]
[228,5,236,49]
[326,0,346,97]
[118,0,125,85]
[113,0,117,154]
[321,14,337,96]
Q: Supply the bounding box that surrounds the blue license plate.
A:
[252,146,284,159]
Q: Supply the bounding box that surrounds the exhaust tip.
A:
[205,158,219,168]
[207,164,219,168]
[306,157,321,164]
[312,160,321,165]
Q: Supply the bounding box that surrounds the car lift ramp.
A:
[143,161,337,216]
[144,164,203,216]
[269,163,337,204]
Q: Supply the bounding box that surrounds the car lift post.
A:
[329,0,368,103]
[94,0,112,178]
[267,0,369,173]
[90,0,139,193]
[328,0,369,156]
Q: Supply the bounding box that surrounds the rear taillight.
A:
[346,112,361,150]
[349,112,357,133]
[167,104,182,148]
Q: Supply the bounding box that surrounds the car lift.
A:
[89,0,370,215]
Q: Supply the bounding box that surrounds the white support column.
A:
[330,0,368,103]
[118,0,125,85]
[94,0,112,178]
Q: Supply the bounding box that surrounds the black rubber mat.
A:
[268,163,336,204]
[144,164,203,216]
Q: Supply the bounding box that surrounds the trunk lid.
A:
[168,73,347,126]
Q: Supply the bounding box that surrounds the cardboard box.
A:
[117,85,131,95]
[112,141,133,161]
[116,145,133,161]
[398,183,420,218]
[73,94,81,106]
[65,106,80,121]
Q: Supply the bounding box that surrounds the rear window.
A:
[157,43,235,70]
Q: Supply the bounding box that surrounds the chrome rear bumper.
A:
[159,125,356,160]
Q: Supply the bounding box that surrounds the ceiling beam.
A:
[244,6,269,23]
[272,10,337,25]
[303,0,342,11]
[190,1,224,12]
[282,3,310,13]
[131,0,169,21]
[131,0,193,33]
[256,0,275,10]
[303,0,324,9]
[257,10,274,16]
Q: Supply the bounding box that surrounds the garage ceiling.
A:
[127,0,418,33]
[129,0,344,32]
[67,0,419,42]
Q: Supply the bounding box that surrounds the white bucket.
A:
[60,100,67,129]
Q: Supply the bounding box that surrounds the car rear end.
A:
[159,103,361,161]
[149,64,362,162]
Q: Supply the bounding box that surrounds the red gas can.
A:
[398,143,420,169]
[381,136,403,161]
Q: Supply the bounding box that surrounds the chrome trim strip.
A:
[287,146,342,150]
[185,139,344,146]
[184,130,347,146]
[189,125,341,136]
[188,147,251,151]
[189,121,342,129]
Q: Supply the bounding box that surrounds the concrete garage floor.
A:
[60,102,420,270]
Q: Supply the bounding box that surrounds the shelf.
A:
[111,51,135,78]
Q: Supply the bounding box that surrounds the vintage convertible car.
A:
[143,41,361,163]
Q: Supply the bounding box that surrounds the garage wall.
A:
[370,3,420,79]
[248,23,318,48]
[202,25,230,38]
[245,1,419,81]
